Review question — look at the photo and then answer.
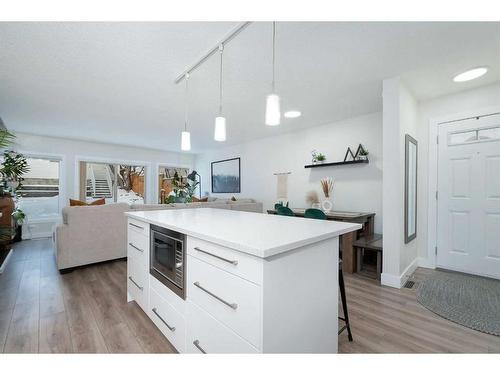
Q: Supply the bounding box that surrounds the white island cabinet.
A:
[125,208,360,353]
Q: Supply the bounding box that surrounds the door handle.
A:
[193,339,206,354]
[193,281,238,310]
[152,308,175,331]
[194,247,238,265]
[128,276,143,291]
[129,243,144,252]
[129,223,144,230]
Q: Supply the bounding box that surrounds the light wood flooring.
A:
[0,238,499,353]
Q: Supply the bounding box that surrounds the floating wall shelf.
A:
[304,159,369,169]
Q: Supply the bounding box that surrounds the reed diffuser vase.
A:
[320,177,334,212]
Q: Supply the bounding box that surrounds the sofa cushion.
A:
[230,198,255,204]
[130,203,175,211]
[62,202,129,224]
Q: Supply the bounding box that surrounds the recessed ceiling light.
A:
[284,110,301,118]
[453,67,488,82]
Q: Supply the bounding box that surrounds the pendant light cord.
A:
[184,73,189,131]
[218,44,224,115]
[272,21,276,93]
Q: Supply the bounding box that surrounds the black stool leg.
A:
[339,266,353,341]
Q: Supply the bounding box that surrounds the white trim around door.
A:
[427,105,500,272]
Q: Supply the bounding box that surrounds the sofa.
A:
[54,199,263,271]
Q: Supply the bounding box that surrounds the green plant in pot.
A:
[311,150,326,164]
[171,171,187,203]
[0,150,29,195]
[358,146,369,160]
[12,208,25,242]
[185,176,199,202]
[0,150,30,243]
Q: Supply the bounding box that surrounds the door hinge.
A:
[435,191,438,200]
[435,246,438,255]
[436,135,439,144]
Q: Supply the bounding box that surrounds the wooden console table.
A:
[266,209,375,274]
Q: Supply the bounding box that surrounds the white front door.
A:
[437,114,500,279]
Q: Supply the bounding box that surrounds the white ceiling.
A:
[1,22,499,153]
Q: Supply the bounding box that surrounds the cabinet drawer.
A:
[149,287,186,353]
[187,255,262,348]
[127,258,148,311]
[150,275,186,315]
[186,301,259,354]
[128,218,149,236]
[127,229,149,265]
[187,237,262,285]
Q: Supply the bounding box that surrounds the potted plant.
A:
[0,150,29,243]
[185,176,199,202]
[311,150,327,164]
[0,128,19,267]
[357,146,369,161]
[12,208,25,242]
[0,150,29,193]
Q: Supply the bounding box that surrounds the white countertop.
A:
[126,208,361,258]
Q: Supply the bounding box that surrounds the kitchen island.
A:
[125,208,360,353]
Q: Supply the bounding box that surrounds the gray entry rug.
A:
[416,271,500,336]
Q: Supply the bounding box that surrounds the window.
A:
[18,157,60,220]
[80,162,146,204]
[158,166,189,203]
[448,125,500,145]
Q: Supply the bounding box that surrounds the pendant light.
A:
[265,21,280,126]
[181,73,191,151]
[214,44,226,141]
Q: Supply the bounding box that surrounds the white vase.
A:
[321,199,333,212]
[6,181,19,189]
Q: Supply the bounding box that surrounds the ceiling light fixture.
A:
[214,44,226,142]
[453,67,488,82]
[181,73,191,151]
[265,22,280,126]
[284,110,301,118]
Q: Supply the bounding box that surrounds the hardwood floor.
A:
[0,238,175,353]
[339,268,500,353]
[0,238,498,353]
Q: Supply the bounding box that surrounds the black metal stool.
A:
[338,260,353,341]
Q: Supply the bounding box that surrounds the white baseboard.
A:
[22,231,52,240]
[418,256,436,269]
[381,257,419,289]
[381,272,401,288]
[0,249,13,274]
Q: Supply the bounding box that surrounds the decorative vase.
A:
[321,199,333,212]
[6,181,19,189]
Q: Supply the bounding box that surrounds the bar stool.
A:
[338,259,353,341]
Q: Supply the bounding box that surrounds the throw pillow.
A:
[192,196,208,202]
[69,198,106,206]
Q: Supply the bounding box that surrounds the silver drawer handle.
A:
[193,339,206,354]
[128,276,143,291]
[152,307,175,332]
[194,247,238,265]
[193,281,238,310]
[129,242,144,252]
[129,223,144,230]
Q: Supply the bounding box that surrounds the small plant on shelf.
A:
[356,144,369,160]
[311,150,326,164]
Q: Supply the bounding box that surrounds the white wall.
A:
[14,132,194,209]
[195,112,383,233]
[416,82,500,265]
[382,77,418,288]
